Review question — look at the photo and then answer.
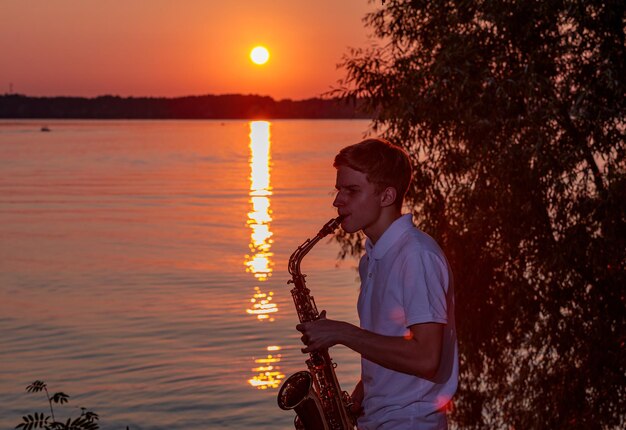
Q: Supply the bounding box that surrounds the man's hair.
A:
[334,138,412,209]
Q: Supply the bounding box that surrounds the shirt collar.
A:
[365,213,414,260]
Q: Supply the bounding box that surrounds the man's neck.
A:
[364,209,403,245]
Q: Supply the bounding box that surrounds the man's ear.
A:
[380,186,397,208]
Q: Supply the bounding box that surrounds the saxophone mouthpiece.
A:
[318,215,344,238]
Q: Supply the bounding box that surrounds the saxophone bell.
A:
[277,371,329,430]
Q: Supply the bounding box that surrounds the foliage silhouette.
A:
[15,413,49,430]
[336,0,624,429]
[16,381,99,430]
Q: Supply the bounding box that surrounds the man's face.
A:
[333,166,383,235]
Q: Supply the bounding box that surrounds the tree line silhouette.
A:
[0,94,369,119]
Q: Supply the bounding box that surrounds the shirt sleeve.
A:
[402,249,449,327]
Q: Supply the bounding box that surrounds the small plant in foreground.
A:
[15,380,99,430]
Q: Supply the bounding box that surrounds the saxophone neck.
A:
[288,216,344,277]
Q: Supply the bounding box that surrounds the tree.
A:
[336,1,625,428]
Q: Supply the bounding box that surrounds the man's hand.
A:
[296,310,349,353]
[349,380,364,418]
[297,310,444,379]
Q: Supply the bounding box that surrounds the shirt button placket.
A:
[367,259,376,288]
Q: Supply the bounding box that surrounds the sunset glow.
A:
[0,1,375,99]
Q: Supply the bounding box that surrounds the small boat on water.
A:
[40,126,51,132]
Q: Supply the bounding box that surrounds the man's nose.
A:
[333,192,342,208]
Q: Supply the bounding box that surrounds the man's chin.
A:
[340,218,360,234]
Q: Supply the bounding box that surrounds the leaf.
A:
[14,412,49,430]
[66,416,99,430]
[26,381,47,393]
[82,411,99,422]
[48,421,65,430]
[51,392,69,404]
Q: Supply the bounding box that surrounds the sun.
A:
[250,46,270,65]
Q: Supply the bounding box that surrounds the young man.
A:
[296,138,458,430]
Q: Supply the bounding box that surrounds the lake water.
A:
[0,119,369,429]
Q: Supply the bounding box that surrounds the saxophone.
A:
[277,216,356,430]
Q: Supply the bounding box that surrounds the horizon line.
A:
[1,92,345,103]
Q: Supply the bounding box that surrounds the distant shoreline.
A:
[0,94,371,120]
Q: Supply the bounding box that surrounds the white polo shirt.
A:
[357,214,458,430]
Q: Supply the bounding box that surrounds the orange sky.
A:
[0,1,378,100]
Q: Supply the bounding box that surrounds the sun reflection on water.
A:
[248,345,285,389]
[245,121,284,390]
[245,121,275,286]
[247,286,278,320]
